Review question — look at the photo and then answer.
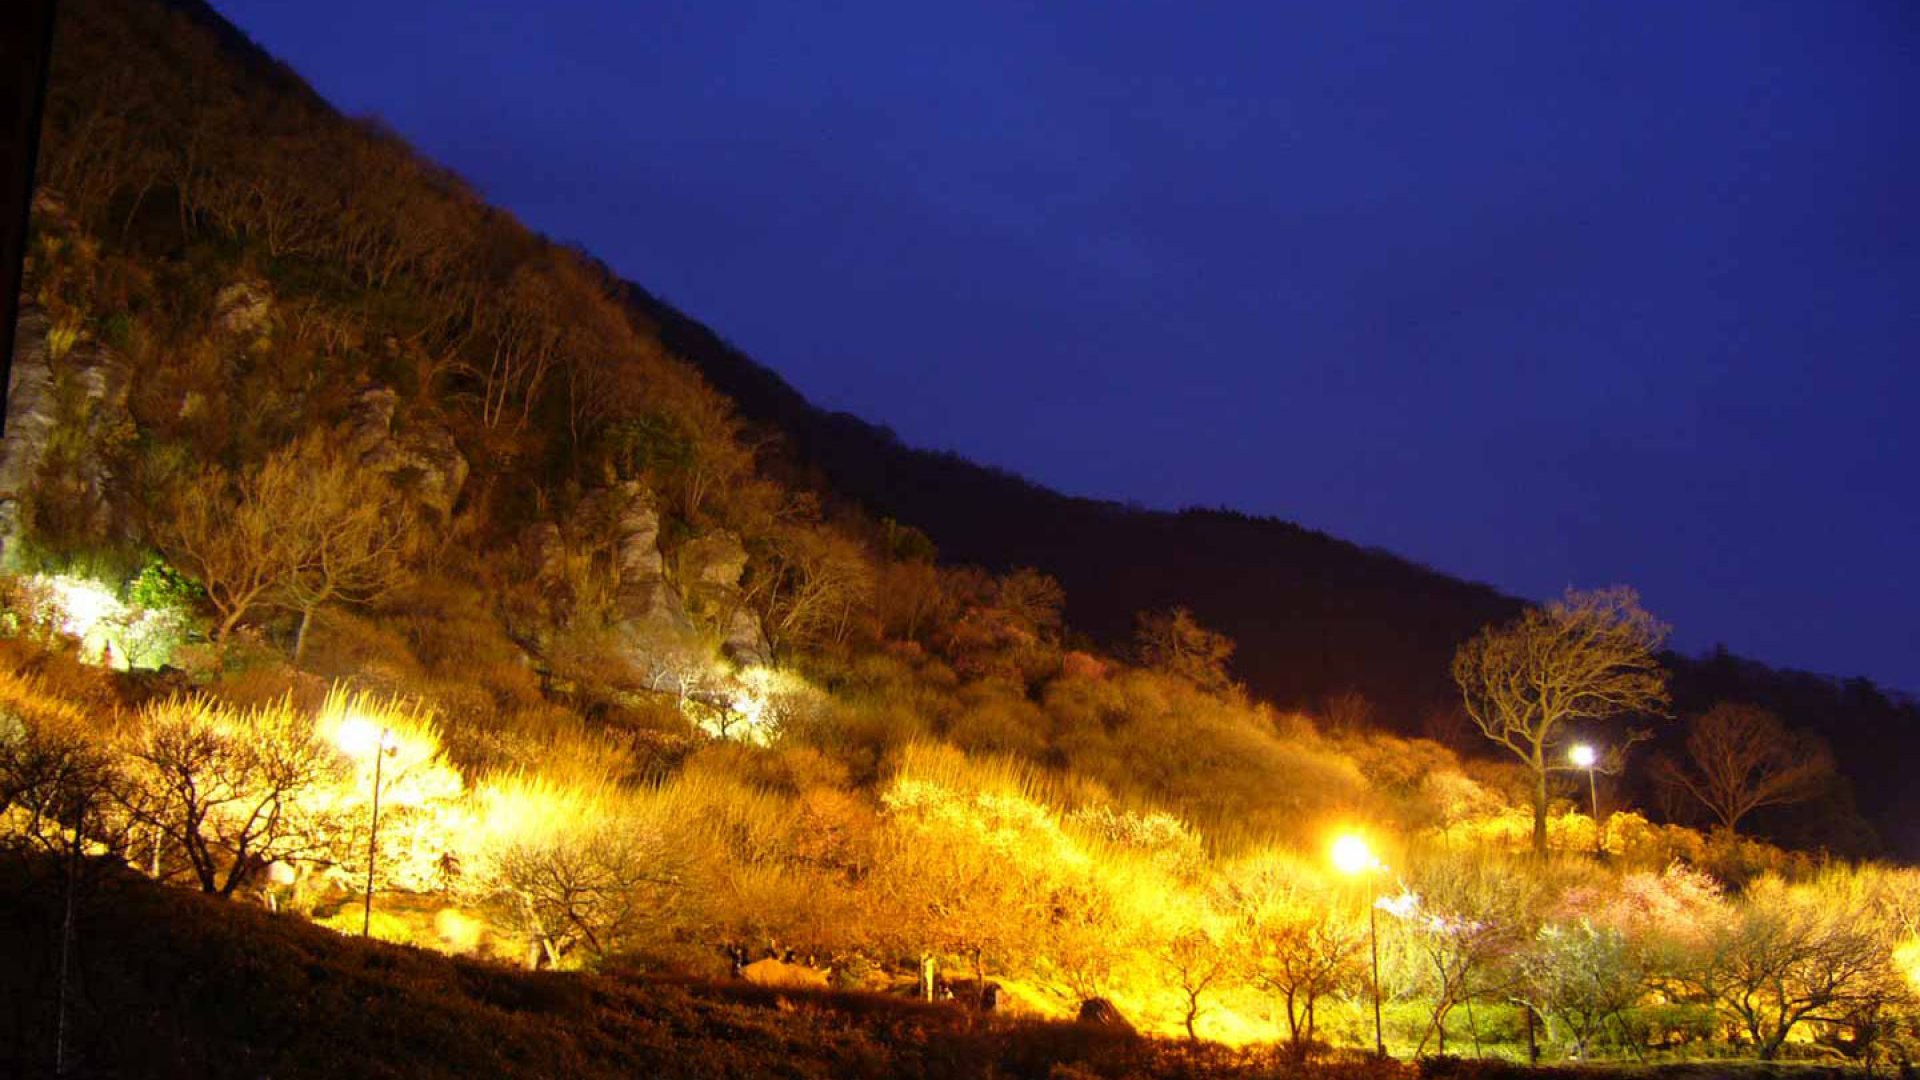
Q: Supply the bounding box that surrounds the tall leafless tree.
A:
[1452,587,1670,857]
[1654,703,1833,835]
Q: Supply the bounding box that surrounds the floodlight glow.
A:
[1332,834,1375,875]
[48,575,122,638]
[335,716,393,758]
[1569,743,1597,769]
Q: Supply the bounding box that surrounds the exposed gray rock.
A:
[722,608,770,668]
[677,530,770,665]
[0,307,131,558]
[606,482,690,639]
[679,531,749,589]
[345,387,469,522]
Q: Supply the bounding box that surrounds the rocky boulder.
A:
[603,482,691,640]
[677,530,770,665]
[345,387,469,523]
[1076,997,1134,1032]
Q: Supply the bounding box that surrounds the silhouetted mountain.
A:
[625,284,1920,860]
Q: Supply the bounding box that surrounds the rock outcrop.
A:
[677,529,770,666]
[0,306,132,557]
[601,482,692,642]
[345,387,469,523]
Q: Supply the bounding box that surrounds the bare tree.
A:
[149,451,310,642]
[1685,876,1901,1060]
[1654,703,1833,836]
[489,819,686,968]
[1158,922,1234,1041]
[1452,587,1670,857]
[1243,895,1364,1053]
[1521,921,1645,1059]
[1135,607,1237,694]
[150,434,416,660]
[747,524,874,657]
[274,440,418,666]
[114,696,347,897]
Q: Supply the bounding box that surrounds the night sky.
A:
[207,1,1919,691]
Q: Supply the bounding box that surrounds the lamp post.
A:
[1569,743,1600,856]
[337,718,397,938]
[1333,834,1385,1058]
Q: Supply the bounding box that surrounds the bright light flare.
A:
[1332,834,1377,876]
[1568,743,1597,769]
[334,715,394,758]
[47,575,122,638]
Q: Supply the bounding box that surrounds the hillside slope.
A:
[623,286,1920,859]
[624,281,1523,727]
[14,0,1918,860]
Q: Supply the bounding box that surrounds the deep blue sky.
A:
[210,1,1919,691]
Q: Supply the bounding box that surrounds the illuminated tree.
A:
[1156,916,1234,1041]
[489,819,687,968]
[1654,703,1834,836]
[0,672,118,855]
[1134,607,1236,694]
[1222,861,1364,1054]
[1685,875,1904,1060]
[114,696,347,897]
[150,435,416,660]
[1521,920,1645,1058]
[871,769,1076,1003]
[747,523,874,657]
[276,443,418,666]
[1391,852,1538,1055]
[1452,587,1669,857]
[149,450,309,642]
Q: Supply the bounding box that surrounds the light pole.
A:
[1569,743,1600,856]
[337,718,397,938]
[1333,834,1385,1058]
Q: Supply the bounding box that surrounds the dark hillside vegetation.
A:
[620,282,1920,861]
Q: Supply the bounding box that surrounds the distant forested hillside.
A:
[624,284,1920,860]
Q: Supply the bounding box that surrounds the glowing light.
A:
[1332,834,1377,875]
[47,575,121,638]
[334,715,395,758]
[1569,743,1597,769]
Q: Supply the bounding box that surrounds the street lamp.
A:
[1569,743,1601,855]
[337,717,397,937]
[1333,834,1385,1058]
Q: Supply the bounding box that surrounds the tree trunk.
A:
[1532,766,1550,858]
[293,606,315,667]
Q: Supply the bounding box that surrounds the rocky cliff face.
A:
[676,529,769,666]
[0,304,133,560]
[517,482,771,673]
[345,387,469,524]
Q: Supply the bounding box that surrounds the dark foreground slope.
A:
[8,853,1897,1080]
[0,853,1254,1080]
[0,854,1885,1080]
